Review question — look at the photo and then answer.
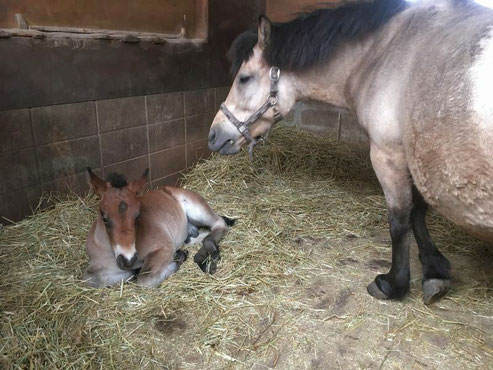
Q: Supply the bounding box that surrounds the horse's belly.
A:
[406,123,493,244]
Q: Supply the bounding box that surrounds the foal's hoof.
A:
[422,279,451,305]
[174,249,189,264]
[194,250,220,274]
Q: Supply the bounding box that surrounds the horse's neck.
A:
[286,14,403,110]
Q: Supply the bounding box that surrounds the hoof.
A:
[367,281,390,300]
[194,250,220,274]
[423,279,451,305]
[174,249,189,264]
[367,274,410,300]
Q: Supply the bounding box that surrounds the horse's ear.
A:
[258,15,272,50]
[128,168,149,194]
[87,167,108,197]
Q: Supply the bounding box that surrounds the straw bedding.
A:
[1,126,492,369]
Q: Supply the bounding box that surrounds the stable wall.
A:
[0,0,264,223]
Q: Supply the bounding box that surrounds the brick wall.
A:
[0,87,230,223]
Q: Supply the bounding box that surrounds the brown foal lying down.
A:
[84,168,234,288]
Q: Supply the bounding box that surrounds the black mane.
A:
[106,173,128,188]
[228,0,407,75]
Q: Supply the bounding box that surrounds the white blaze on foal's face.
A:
[99,188,141,270]
[88,168,149,271]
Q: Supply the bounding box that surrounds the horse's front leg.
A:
[367,144,412,300]
[136,248,188,288]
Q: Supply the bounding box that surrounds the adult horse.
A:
[208,0,493,304]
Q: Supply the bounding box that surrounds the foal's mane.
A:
[228,0,408,75]
[106,173,128,189]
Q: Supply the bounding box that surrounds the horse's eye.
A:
[239,75,252,84]
[102,215,111,228]
[135,212,142,224]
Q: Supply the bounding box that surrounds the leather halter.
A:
[220,66,284,159]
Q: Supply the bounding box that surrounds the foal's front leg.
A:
[367,144,413,300]
[85,262,135,288]
[137,248,188,288]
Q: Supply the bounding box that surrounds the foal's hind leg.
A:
[168,187,234,274]
[412,186,451,304]
[367,145,413,300]
[193,217,228,274]
[137,248,188,288]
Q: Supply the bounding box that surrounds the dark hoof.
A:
[194,250,220,274]
[367,274,409,300]
[174,249,189,264]
[422,279,451,305]
[367,281,390,300]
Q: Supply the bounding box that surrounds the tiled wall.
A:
[283,100,370,154]
[0,86,230,223]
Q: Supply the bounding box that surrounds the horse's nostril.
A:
[208,129,216,142]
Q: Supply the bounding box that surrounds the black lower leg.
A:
[368,208,412,299]
[412,186,450,280]
[412,186,451,304]
[194,229,223,274]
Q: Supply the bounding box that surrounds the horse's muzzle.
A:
[117,253,138,270]
[208,127,241,155]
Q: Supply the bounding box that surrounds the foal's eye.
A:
[239,75,252,84]
[100,212,111,228]
[135,212,142,224]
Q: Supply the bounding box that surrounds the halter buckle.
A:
[268,94,279,106]
[269,67,280,81]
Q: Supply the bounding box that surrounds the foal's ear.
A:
[258,15,272,50]
[128,168,149,194]
[87,167,108,197]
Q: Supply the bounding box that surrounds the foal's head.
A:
[87,168,148,270]
[208,16,296,155]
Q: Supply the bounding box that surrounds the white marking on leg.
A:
[158,262,179,282]
[186,231,209,245]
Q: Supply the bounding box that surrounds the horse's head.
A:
[209,16,296,155]
[87,168,148,270]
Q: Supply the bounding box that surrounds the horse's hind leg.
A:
[412,186,451,304]
[366,145,412,300]
[137,248,188,288]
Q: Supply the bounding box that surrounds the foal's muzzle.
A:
[117,253,138,270]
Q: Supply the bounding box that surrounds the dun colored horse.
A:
[85,168,234,288]
[208,0,493,304]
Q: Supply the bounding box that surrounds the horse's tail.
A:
[221,216,236,227]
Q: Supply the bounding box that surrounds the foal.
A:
[84,168,233,288]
